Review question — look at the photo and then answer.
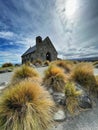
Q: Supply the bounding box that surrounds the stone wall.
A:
[22,37,57,63]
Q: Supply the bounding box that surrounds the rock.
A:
[48,88,54,94]
[53,92,66,106]
[0,82,8,86]
[53,109,66,121]
[7,69,12,72]
[0,86,6,90]
[0,70,6,73]
[79,95,92,109]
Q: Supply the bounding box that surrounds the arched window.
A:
[46,52,51,61]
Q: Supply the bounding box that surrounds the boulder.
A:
[79,95,92,109]
[53,109,66,122]
[0,82,8,86]
[53,92,66,106]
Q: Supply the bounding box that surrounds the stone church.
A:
[21,36,58,63]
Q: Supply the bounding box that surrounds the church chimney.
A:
[36,36,42,47]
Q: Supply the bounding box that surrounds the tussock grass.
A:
[71,62,96,91]
[33,59,42,66]
[11,64,41,84]
[51,60,74,73]
[0,80,55,130]
[93,61,98,66]
[65,82,82,115]
[43,65,68,92]
[43,60,50,66]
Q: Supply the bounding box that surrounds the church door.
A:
[46,52,51,61]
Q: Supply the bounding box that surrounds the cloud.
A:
[0,31,14,39]
[0,0,98,65]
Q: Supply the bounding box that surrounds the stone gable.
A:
[21,36,58,63]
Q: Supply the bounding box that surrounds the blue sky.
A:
[0,0,98,65]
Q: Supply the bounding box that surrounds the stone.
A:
[0,70,6,73]
[53,109,66,122]
[0,86,5,90]
[48,88,54,94]
[53,92,66,106]
[21,36,57,64]
[79,95,92,109]
[0,82,8,86]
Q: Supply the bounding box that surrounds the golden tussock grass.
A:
[33,59,42,66]
[43,60,50,66]
[11,64,41,84]
[71,62,96,91]
[0,80,55,130]
[43,65,68,92]
[65,82,82,115]
[51,60,74,73]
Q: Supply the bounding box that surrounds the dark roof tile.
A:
[22,45,36,56]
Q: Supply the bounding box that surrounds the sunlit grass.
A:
[65,82,82,115]
[71,62,96,91]
[51,60,74,73]
[0,80,55,130]
[43,65,68,92]
[11,64,41,84]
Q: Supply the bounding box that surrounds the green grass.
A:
[0,66,16,71]
[65,82,82,115]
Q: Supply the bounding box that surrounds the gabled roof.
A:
[21,36,57,57]
[43,37,58,54]
[22,45,36,57]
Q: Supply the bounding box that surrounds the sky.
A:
[0,0,98,65]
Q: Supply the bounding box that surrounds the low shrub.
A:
[0,80,55,130]
[43,65,68,92]
[2,63,13,68]
[65,82,82,115]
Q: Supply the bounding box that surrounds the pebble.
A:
[54,109,66,122]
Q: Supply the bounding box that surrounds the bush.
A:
[11,64,40,84]
[65,82,82,114]
[0,80,55,130]
[43,65,68,92]
[2,63,13,68]
[51,60,74,73]
[71,62,96,91]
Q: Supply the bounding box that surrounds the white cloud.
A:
[0,51,21,64]
[0,31,15,39]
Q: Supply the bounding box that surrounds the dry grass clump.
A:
[51,60,74,73]
[25,61,31,66]
[93,61,98,66]
[33,59,42,66]
[43,65,68,92]
[71,62,96,91]
[0,80,55,130]
[43,60,50,66]
[11,64,40,84]
[65,82,82,115]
